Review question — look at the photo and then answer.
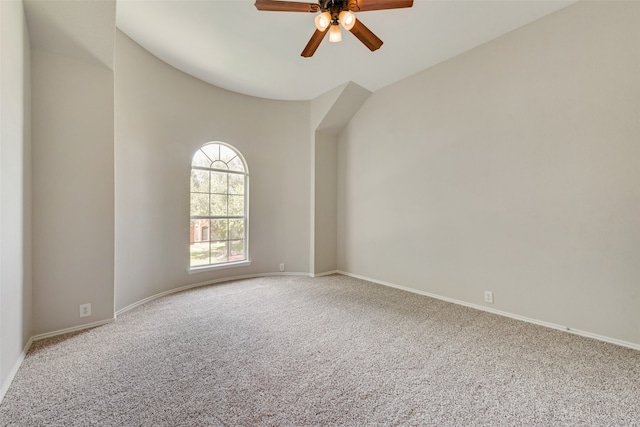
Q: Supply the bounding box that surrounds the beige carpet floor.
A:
[1,274,639,426]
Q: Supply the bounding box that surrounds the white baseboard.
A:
[312,270,339,277]
[336,270,640,352]
[32,318,116,342]
[0,336,33,405]
[116,271,313,317]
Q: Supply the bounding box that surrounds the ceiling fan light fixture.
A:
[253,0,414,58]
[314,11,331,31]
[329,22,342,42]
[338,10,356,31]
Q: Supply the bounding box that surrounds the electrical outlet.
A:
[279,263,285,272]
[79,303,92,318]
[484,291,494,304]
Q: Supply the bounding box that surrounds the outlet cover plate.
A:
[484,291,494,303]
[79,303,92,318]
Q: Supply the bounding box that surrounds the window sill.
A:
[188,260,252,274]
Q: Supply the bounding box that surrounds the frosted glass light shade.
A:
[329,23,342,42]
[338,11,356,31]
[314,12,331,31]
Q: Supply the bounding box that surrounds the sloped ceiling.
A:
[24,0,116,69]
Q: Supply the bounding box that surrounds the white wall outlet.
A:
[79,303,92,318]
[279,263,285,272]
[484,291,494,304]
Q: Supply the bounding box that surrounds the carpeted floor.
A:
[1,274,639,426]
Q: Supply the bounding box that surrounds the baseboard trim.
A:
[336,270,640,352]
[116,272,313,317]
[0,336,34,405]
[312,270,339,278]
[32,318,116,342]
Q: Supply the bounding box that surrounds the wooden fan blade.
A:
[348,0,413,12]
[301,28,329,57]
[348,19,383,52]
[254,0,319,12]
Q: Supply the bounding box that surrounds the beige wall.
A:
[311,82,370,275]
[114,31,311,311]
[0,0,32,396]
[337,1,640,346]
[31,49,115,334]
[314,132,338,274]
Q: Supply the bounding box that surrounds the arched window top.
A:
[192,142,247,174]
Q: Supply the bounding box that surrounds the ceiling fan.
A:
[254,0,414,57]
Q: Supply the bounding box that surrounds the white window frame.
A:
[189,142,250,273]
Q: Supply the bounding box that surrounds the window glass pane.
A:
[190,242,210,266]
[211,219,228,241]
[228,174,244,195]
[191,193,210,216]
[210,195,227,216]
[228,195,244,216]
[190,220,196,244]
[230,240,245,261]
[211,160,228,171]
[211,241,228,263]
[201,144,219,162]
[192,150,212,168]
[220,145,237,163]
[190,219,210,243]
[227,156,245,173]
[210,172,227,194]
[229,219,244,239]
[191,169,209,193]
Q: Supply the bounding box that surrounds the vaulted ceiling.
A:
[25,0,577,101]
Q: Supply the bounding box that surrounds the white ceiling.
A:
[22,1,578,102]
[113,1,575,101]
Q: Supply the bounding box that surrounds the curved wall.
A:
[114,31,311,311]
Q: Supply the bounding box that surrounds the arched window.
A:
[190,142,249,269]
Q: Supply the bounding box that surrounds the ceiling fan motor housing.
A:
[319,0,346,10]
[320,0,352,18]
